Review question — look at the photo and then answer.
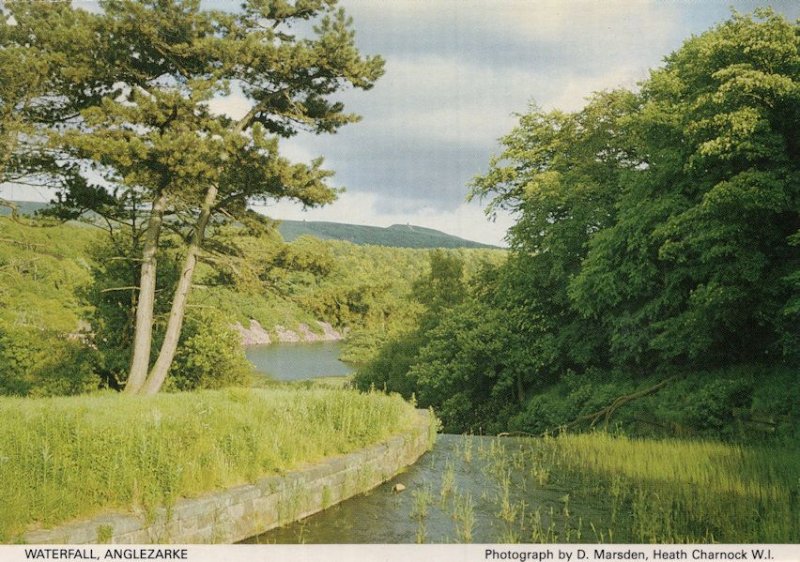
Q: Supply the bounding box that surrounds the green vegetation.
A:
[278,220,497,249]
[0,217,254,394]
[356,10,800,444]
[203,226,503,363]
[1,6,798,546]
[2,0,385,394]
[475,433,800,543]
[510,366,800,443]
[0,387,417,541]
[0,219,100,395]
[0,214,503,395]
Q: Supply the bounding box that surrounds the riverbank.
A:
[251,431,800,544]
[233,320,344,346]
[0,388,419,543]
[23,409,436,544]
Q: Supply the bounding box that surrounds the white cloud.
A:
[335,54,646,150]
[343,0,680,54]
[490,1,679,45]
[279,139,323,167]
[207,94,251,121]
[547,65,649,112]
[355,56,534,144]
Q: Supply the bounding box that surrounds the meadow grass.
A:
[0,387,417,542]
[510,432,800,543]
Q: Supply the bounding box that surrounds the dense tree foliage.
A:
[203,232,504,363]
[2,0,384,394]
[0,219,99,395]
[0,2,104,215]
[572,10,800,370]
[0,215,503,395]
[358,10,800,438]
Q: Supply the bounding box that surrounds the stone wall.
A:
[24,409,435,544]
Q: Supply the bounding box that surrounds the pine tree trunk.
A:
[140,184,218,395]
[136,112,254,395]
[124,193,167,394]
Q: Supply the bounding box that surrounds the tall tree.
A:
[10,0,384,394]
[0,2,105,216]
[570,9,800,370]
[470,91,640,381]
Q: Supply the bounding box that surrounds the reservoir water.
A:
[245,341,354,381]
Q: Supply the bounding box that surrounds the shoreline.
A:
[233,320,344,346]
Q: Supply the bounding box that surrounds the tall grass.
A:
[532,432,800,542]
[0,387,417,541]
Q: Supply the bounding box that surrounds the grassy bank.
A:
[0,387,417,542]
[480,432,800,543]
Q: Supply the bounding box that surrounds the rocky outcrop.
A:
[233,320,343,346]
[273,324,300,342]
[298,322,342,342]
[232,320,271,346]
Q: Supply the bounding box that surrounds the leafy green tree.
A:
[469,91,639,384]
[0,325,100,397]
[353,250,469,399]
[168,310,252,391]
[0,2,104,216]
[412,249,465,316]
[409,299,514,433]
[9,0,384,394]
[393,10,800,433]
[570,9,800,370]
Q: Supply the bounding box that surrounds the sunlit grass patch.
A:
[0,388,417,542]
[536,432,800,542]
[468,432,799,543]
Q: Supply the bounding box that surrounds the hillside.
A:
[0,214,506,394]
[1,202,498,249]
[277,219,497,249]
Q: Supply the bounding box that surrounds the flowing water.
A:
[239,343,798,543]
[241,343,615,544]
[243,434,615,544]
[245,341,354,381]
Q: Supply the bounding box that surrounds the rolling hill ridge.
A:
[1,201,498,249]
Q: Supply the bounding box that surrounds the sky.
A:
[6,1,800,246]
[223,0,800,246]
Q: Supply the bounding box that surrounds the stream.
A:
[237,343,798,544]
[242,343,615,544]
[243,433,614,544]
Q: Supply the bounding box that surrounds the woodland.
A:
[355,10,800,442]
[1,5,798,445]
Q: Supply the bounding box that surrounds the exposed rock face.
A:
[233,320,271,346]
[297,323,318,341]
[233,319,343,346]
[317,321,343,341]
[299,321,342,342]
[273,324,300,343]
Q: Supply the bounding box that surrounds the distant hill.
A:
[277,220,498,249]
[0,200,50,216]
[1,201,498,249]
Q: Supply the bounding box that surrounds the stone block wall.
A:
[24,409,435,544]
